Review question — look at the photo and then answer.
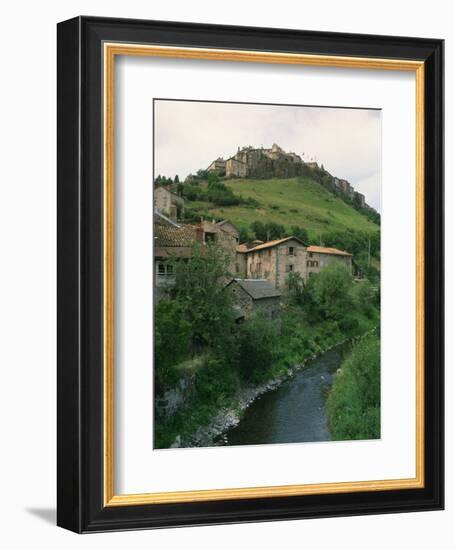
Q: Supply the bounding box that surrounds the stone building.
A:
[236,236,352,290]
[154,186,185,221]
[225,278,282,321]
[198,220,239,273]
[207,157,226,173]
[154,216,239,302]
[239,236,308,290]
[207,143,312,179]
[305,245,353,278]
[206,143,370,209]
[154,215,198,304]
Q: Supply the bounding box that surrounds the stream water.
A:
[218,343,350,446]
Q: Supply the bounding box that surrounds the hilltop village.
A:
[154,182,353,321]
[207,143,367,208]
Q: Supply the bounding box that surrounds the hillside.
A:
[185,176,379,240]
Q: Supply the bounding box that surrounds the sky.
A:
[154,100,382,211]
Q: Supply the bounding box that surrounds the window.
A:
[307,260,319,268]
[288,246,295,256]
[287,264,294,272]
[157,262,173,277]
[268,249,272,257]
[204,232,216,243]
[308,252,313,258]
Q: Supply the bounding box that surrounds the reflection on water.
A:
[219,345,349,447]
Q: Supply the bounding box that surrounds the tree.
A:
[250,221,266,241]
[290,225,309,244]
[308,263,353,320]
[207,171,220,187]
[286,271,306,306]
[236,313,280,382]
[172,243,235,348]
[154,300,192,391]
[239,225,254,243]
[174,174,180,184]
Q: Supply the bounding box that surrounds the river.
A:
[217,343,350,447]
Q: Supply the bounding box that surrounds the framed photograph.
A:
[57,16,444,532]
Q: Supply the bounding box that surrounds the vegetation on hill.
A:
[164,173,381,279]
[178,176,379,236]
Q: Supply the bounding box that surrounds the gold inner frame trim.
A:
[103,43,425,507]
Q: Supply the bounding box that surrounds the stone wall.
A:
[155,373,195,420]
[226,158,248,178]
[308,251,352,275]
[227,281,281,319]
[235,251,247,277]
[246,239,308,290]
[275,240,308,289]
[254,296,281,319]
[227,283,254,316]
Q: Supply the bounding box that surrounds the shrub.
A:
[194,358,240,407]
[327,334,380,440]
[154,300,192,392]
[236,313,280,382]
[307,263,353,321]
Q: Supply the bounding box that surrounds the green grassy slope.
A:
[187,177,379,239]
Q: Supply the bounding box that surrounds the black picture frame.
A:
[57,16,444,533]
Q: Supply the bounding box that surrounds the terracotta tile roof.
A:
[154,246,194,259]
[246,236,305,252]
[154,224,199,248]
[307,245,352,257]
[236,244,249,253]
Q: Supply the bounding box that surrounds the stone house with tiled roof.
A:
[236,237,352,290]
[225,278,282,321]
[154,217,239,302]
[305,245,353,278]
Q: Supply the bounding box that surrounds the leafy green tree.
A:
[286,271,306,306]
[207,183,240,206]
[196,169,208,180]
[207,171,220,187]
[174,174,180,184]
[154,300,192,391]
[308,263,353,320]
[290,225,309,243]
[265,221,286,240]
[250,221,266,241]
[239,225,254,243]
[249,221,286,241]
[172,243,235,348]
[236,313,280,382]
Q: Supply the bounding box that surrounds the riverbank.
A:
[169,328,376,448]
[327,333,380,440]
